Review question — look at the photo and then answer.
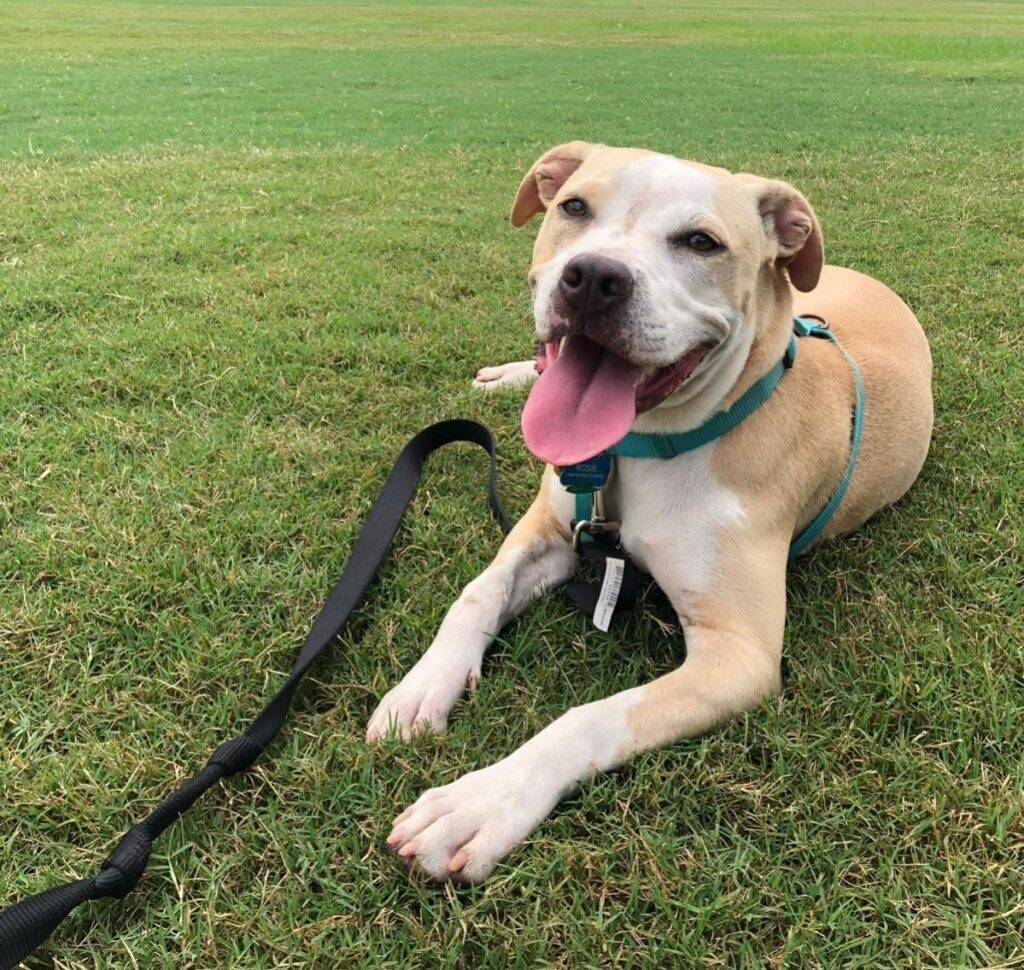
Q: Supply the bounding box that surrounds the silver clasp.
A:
[572,490,621,551]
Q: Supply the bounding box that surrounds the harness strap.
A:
[572,317,866,560]
[607,337,797,458]
[574,490,591,532]
[787,318,866,558]
[0,420,510,970]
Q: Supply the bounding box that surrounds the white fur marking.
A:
[615,443,745,598]
[532,154,735,378]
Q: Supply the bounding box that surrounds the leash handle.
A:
[0,419,509,970]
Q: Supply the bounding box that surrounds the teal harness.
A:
[572,316,866,560]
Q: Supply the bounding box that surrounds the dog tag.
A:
[593,556,626,632]
[559,453,612,494]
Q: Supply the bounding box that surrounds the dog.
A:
[367,142,933,883]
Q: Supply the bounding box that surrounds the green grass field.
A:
[2,1,1022,966]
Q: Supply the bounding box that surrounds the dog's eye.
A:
[559,198,589,218]
[672,231,723,254]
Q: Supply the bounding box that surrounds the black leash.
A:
[0,419,640,968]
[0,419,511,970]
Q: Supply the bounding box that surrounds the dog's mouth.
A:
[523,335,715,466]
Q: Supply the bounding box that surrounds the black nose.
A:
[558,254,634,319]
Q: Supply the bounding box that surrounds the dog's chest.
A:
[608,446,746,596]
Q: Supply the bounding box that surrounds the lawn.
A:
[1,0,1022,966]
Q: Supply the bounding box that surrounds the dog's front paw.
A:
[472,360,537,391]
[386,758,556,883]
[366,661,478,743]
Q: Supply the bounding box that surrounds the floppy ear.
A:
[510,141,599,228]
[747,178,824,292]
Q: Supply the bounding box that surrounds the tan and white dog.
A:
[367,142,933,883]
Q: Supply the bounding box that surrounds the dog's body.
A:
[369,144,932,883]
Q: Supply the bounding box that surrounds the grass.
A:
[1,0,1022,966]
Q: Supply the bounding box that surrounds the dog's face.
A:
[512,143,823,425]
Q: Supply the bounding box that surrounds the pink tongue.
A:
[522,335,639,465]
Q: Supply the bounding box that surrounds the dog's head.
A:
[512,142,823,465]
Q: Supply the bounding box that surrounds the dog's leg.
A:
[387,537,787,882]
[472,360,538,391]
[366,470,574,742]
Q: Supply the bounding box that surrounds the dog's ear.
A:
[510,141,599,227]
[742,177,824,292]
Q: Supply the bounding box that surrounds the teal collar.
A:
[573,316,866,560]
[608,335,798,459]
